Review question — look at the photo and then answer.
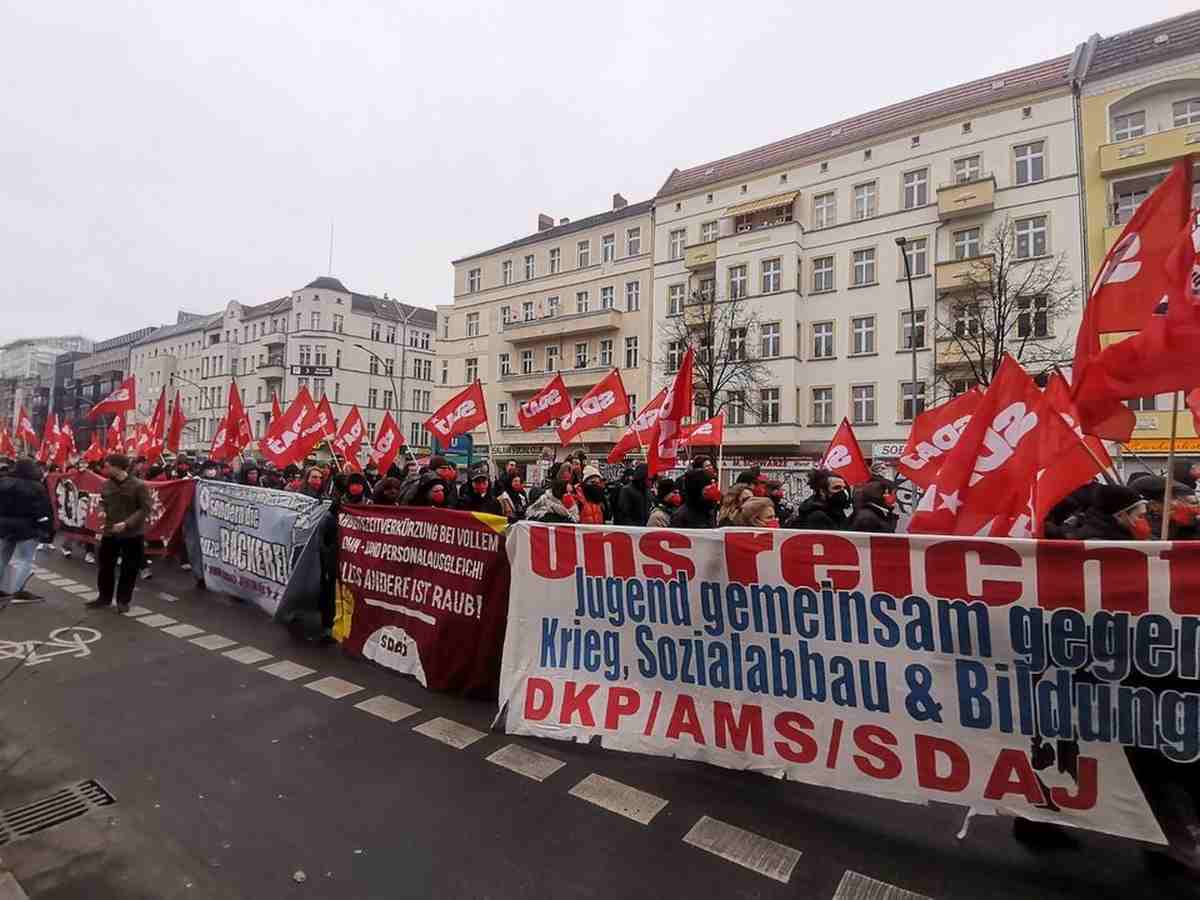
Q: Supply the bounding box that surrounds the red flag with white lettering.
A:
[1044,372,1113,476]
[370,411,405,474]
[332,405,366,461]
[55,422,75,466]
[0,428,15,457]
[680,413,724,447]
[557,369,630,444]
[106,415,124,454]
[87,375,137,420]
[166,390,186,453]
[607,388,667,463]
[259,386,317,468]
[144,387,167,464]
[271,392,283,423]
[37,416,59,465]
[425,381,487,445]
[517,373,573,432]
[210,383,247,462]
[896,389,982,489]
[15,407,37,448]
[818,419,871,486]
[646,349,694,477]
[294,394,338,459]
[82,436,104,463]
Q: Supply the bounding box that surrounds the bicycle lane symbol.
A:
[0,627,102,666]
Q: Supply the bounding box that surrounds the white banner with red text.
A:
[495,523,1197,843]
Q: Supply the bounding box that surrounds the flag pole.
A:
[717,412,726,487]
[1162,390,1182,540]
[479,381,498,479]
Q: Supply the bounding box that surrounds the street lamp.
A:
[895,236,921,421]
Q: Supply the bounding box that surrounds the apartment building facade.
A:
[0,335,94,436]
[439,196,654,460]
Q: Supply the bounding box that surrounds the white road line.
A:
[78,592,100,602]
[162,624,204,638]
[304,676,363,699]
[260,660,317,682]
[412,717,486,749]
[38,577,74,586]
[568,774,667,825]
[682,816,801,884]
[354,695,421,723]
[833,871,932,900]
[158,592,180,603]
[190,635,237,651]
[61,584,94,595]
[486,744,565,782]
[124,605,153,617]
[138,614,178,627]
[0,870,31,900]
[223,646,273,665]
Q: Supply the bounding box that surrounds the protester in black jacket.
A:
[1067,484,1150,540]
[614,463,651,526]
[787,469,851,530]
[0,458,52,600]
[1132,475,1200,540]
[646,478,681,527]
[497,475,528,522]
[457,469,504,516]
[670,469,720,528]
[372,477,405,506]
[766,481,793,525]
[848,479,899,534]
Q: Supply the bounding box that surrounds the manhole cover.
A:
[0,779,116,846]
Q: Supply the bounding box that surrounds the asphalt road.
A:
[0,550,1194,900]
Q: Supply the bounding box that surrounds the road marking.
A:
[61,584,94,595]
[833,871,932,900]
[162,624,204,638]
[190,634,237,651]
[223,646,273,665]
[0,626,102,666]
[158,592,180,603]
[354,695,421,722]
[138,614,178,627]
[78,592,100,602]
[38,577,74,586]
[0,871,31,900]
[568,774,668,825]
[124,605,153,617]
[682,816,801,884]
[413,717,486,749]
[486,744,565,782]
[261,660,317,682]
[304,676,363,699]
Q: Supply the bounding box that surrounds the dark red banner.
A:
[47,471,195,556]
[334,505,510,697]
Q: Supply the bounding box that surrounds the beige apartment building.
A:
[439,196,654,461]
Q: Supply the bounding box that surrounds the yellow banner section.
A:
[1124,438,1200,452]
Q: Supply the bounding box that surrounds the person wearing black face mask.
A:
[787,469,851,530]
[848,479,899,533]
[457,468,503,515]
[577,466,609,524]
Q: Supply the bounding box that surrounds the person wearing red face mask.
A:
[343,472,370,504]
[671,469,719,528]
[1067,484,1151,540]
[428,456,460,507]
[301,466,326,498]
[457,467,503,516]
[732,497,778,528]
[526,463,579,524]
[646,478,681,527]
[497,475,528,522]
[848,479,899,534]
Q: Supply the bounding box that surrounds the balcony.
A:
[264,333,286,348]
[504,308,622,344]
[684,241,717,270]
[1099,124,1200,176]
[935,255,992,293]
[500,365,616,392]
[936,175,995,221]
[935,338,972,367]
[258,357,286,379]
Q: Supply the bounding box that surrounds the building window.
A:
[601,286,614,309]
[1114,184,1150,225]
[729,327,747,360]
[409,422,428,447]
[666,341,684,373]
[577,240,590,268]
[851,316,876,355]
[1112,110,1146,142]
[441,360,448,384]
[314,345,328,365]
[668,284,686,315]
[498,402,510,428]
[441,316,449,339]
[371,323,381,341]
[813,192,836,228]
[626,227,641,255]
[812,256,834,292]
[901,382,926,421]
[726,391,746,425]
[520,254,533,280]
[332,313,344,333]
[368,355,379,376]
[1127,395,1158,412]
[549,248,561,273]
[625,281,640,311]
[368,387,378,409]
[811,387,833,426]
[903,169,928,209]
[624,336,639,368]
[544,345,558,371]
[299,344,312,365]
[381,388,392,409]
[367,421,377,443]
[761,258,781,293]
[812,322,834,359]
[901,309,927,350]
[851,385,875,424]
[499,352,511,377]
[852,182,877,220]
[953,227,981,260]
[296,312,302,330]
[520,349,534,375]
[700,221,719,242]
[415,358,432,381]
[903,237,928,276]
[466,312,480,336]
[517,301,531,322]
[851,248,876,286]
[760,388,780,424]
[467,268,481,292]
[1014,141,1045,185]
[465,357,478,382]
[310,312,320,330]
[954,304,982,337]
[729,265,748,299]
[1174,98,1200,127]
[669,229,686,260]
[502,260,513,284]
[575,342,589,369]
[1017,296,1049,338]
[1015,216,1047,258]
[953,155,982,183]
[602,234,615,262]
[576,291,590,313]
[545,295,559,317]
[385,326,396,344]
[761,322,781,358]
[599,339,613,367]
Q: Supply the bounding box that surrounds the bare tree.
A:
[931,217,1078,401]
[654,288,775,420]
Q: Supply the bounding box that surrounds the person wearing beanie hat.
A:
[456,466,503,516]
[646,477,681,527]
[671,468,720,528]
[576,465,608,524]
[1134,475,1200,540]
[1068,483,1151,540]
[614,463,651,527]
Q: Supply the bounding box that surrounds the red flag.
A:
[646,349,694,476]
[296,394,337,458]
[82,436,104,463]
[896,389,982,489]
[15,407,37,448]
[1044,372,1113,476]
[1189,388,1200,435]
[144,388,167,464]
[259,386,317,468]
[37,416,60,464]
[106,415,125,454]
[55,422,75,466]
[425,381,487,445]
[607,388,668,463]
[209,383,247,462]
[87,375,137,420]
[557,369,630,444]
[166,390,186,453]
[680,414,725,447]
[271,392,283,423]
[818,419,872,485]
[517,373,573,431]
[0,428,15,457]
[332,405,366,459]
[369,411,405,474]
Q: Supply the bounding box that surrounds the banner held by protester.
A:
[48,470,194,557]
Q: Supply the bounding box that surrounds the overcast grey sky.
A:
[1,1,1192,343]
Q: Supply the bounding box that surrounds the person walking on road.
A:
[86,453,152,614]
[0,457,53,602]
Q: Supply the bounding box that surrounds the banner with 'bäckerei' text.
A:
[496,523,1200,843]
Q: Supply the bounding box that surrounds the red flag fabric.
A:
[15,407,38,448]
[87,375,137,420]
[680,414,725,447]
[425,381,487,445]
[36,416,59,464]
[82,436,104,463]
[259,387,317,468]
[332,405,366,459]
[911,355,1100,538]
[607,389,667,463]
[517,373,573,432]
[556,369,630,444]
[818,419,872,486]
[271,392,283,422]
[209,383,247,462]
[646,349,694,476]
[296,394,338,457]
[1044,372,1114,476]
[896,389,982,489]
[106,415,124,454]
[55,422,75,466]
[0,428,15,457]
[1189,388,1200,436]
[370,411,405,474]
[166,391,186,453]
[144,388,167,464]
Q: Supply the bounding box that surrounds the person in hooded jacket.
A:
[848,479,900,533]
[766,480,792,525]
[343,472,371,504]
[671,469,720,528]
[457,468,504,516]
[1067,483,1151,540]
[402,471,449,508]
[0,458,52,601]
[525,474,580,523]
[300,466,326,498]
[787,469,851,530]
[646,478,681,527]
[575,466,609,524]
[496,474,528,523]
[428,456,460,508]
[1134,475,1200,540]
[614,463,651,526]
[362,462,381,488]
[373,477,405,506]
[1173,459,1200,493]
[239,464,261,487]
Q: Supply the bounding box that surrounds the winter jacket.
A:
[787,496,849,531]
[670,470,717,528]
[498,489,528,522]
[0,461,52,542]
[457,488,504,516]
[1066,509,1135,541]
[100,474,153,537]
[614,467,651,526]
[848,504,897,534]
[525,491,579,524]
[646,503,674,528]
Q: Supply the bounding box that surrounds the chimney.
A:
[559,217,570,225]
[537,213,555,231]
[612,193,628,210]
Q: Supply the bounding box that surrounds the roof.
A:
[452,199,655,265]
[349,295,436,328]
[657,55,1072,198]
[93,325,159,353]
[134,312,222,346]
[240,296,293,320]
[305,276,349,292]
[1082,10,1200,80]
